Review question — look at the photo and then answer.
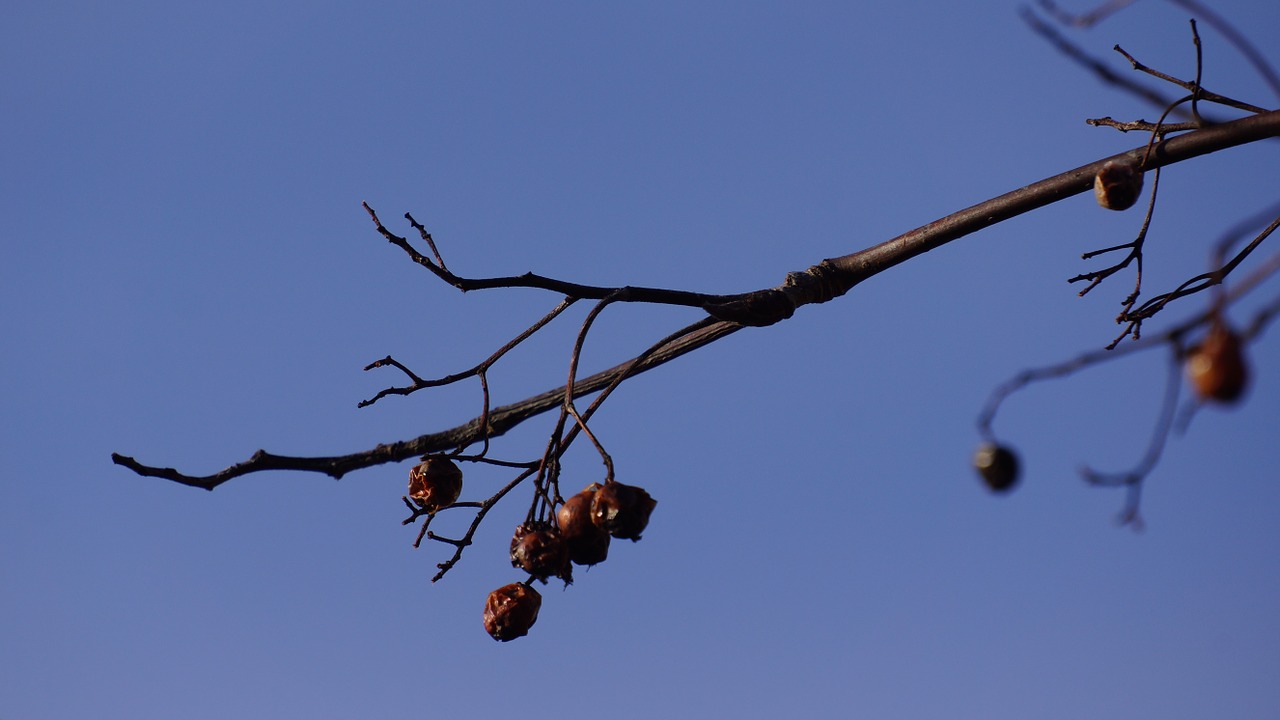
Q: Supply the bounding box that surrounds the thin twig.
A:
[363,202,726,309]
[1113,44,1269,115]
[426,467,538,582]
[978,246,1280,440]
[1022,6,1180,113]
[359,297,577,407]
[1165,0,1280,101]
[1068,164,1162,308]
[1121,216,1280,325]
[1037,0,1139,28]
[1079,343,1184,529]
[1087,117,1200,133]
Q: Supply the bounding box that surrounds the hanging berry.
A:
[407,456,463,511]
[556,484,611,566]
[590,480,657,541]
[483,583,542,642]
[973,442,1020,493]
[510,522,572,584]
[1093,159,1144,211]
[1186,317,1249,404]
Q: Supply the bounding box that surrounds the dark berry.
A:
[973,443,1019,493]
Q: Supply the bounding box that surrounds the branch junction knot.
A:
[701,260,853,326]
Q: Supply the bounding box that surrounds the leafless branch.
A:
[1068,163,1162,307]
[1087,117,1199,133]
[979,246,1280,437]
[1112,41,1268,116]
[362,202,724,310]
[978,249,1280,523]
[1120,215,1280,327]
[1078,343,1182,530]
[358,297,576,408]
[1036,0,1280,101]
[112,109,1280,491]
[1164,0,1280,101]
[1022,5,1179,113]
[1038,0,1139,28]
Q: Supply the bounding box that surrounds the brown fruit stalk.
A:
[483,583,542,642]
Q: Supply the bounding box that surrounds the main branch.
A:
[113,109,1280,490]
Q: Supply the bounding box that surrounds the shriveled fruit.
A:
[1093,159,1144,211]
[510,522,572,584]
[556,484,610,566]
[1187,319,1249,404]
[973,443,1019,493]
[483,583,541,642]
[590,480,656,541]
[407,456,463,511]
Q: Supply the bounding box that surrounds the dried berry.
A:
[556,484,611,566]
[1187,318,1249,404]
[483,583,541,642]
[407,456,463,511]
[1093,159,1144,211]
[510,522,572,583]
[590,480,656,541]
[973,443,1019,493]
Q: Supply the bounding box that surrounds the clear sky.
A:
[3,2,1279,718]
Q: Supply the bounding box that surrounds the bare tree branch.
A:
[112,109,1280,490]
[1165,0,1280,101]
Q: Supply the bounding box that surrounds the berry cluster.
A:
[491,481,655,641]
[407,459,656,641]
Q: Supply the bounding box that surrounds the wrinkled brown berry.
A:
[510,522,572,583]
[1187,318,1249,404]
[483,583,541,642]
[1094,159,1144,211]
[408,456,463,511]
[557,484,611,566]
[590,480,656,541]
[973,443,1019,493]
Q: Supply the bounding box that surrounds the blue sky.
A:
[4,2,1279,718]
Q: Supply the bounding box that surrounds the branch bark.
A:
[112,109,1280,490]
